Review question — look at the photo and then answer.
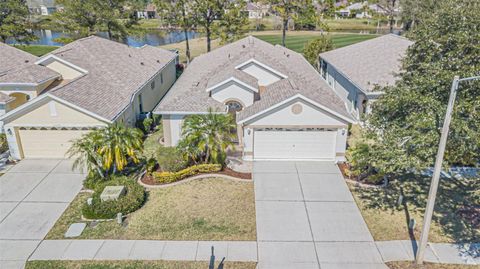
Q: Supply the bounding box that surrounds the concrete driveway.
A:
[254,161,387,269]
[0,159,85,269]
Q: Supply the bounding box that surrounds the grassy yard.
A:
[161,31,378,63]
[46,178,256,241]
[349,184,456,243]
[13,44,58,57]
[26,260,257,269]
[387,261,480,269]
[142,126,164,159]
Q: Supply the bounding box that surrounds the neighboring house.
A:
[136,3,158,20]
[0,36,177,160]
[245,2,263,19]
[336,2,387,18]
[155,36,355,162]
[0,43,61,117]
[319,34,413,118]
[27,0,60,15]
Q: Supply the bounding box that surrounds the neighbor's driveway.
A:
[254,161,387,269]
[0,159,85,269]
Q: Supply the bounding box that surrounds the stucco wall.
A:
[162,114,184,146]
[45,61,83,80]
[240,62,282,86]
[211,81,254,107]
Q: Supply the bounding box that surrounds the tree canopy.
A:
[0,0,36,43]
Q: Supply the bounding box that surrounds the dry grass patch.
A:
[160,37,221,63]
[26,260,257,269]
[387,261,479,269]
[47,178,256,241]
[350,184,454,243]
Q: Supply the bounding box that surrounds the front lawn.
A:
[26,260,257,269]
[46,178,256,241]
[142,125,164,159]
[13,44,59,56]
[387,261,478,269]
[350,184,460,243]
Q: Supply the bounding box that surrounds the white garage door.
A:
[19,129,89,158]
[254,130,336,160]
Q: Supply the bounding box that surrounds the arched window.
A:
[226,100,243,113]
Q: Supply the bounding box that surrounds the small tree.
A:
[216,2,249,44]
[191,0,228,52]
[180,109,236,165]
[303,35,333,68]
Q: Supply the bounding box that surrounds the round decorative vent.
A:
[291,104,303,115]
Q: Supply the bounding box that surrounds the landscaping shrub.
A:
[82,176,145,219]
[153,164,221,184]
[0,134,8,153]
[146,158,157,176]
[156,146,187,172]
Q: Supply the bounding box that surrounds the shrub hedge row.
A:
[152,164,222,184]
[82,176,145,219]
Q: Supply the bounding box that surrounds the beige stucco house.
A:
[0,36,177,159]
[155,36,355,162]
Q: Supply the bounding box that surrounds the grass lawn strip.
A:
[14,44,59,56]
[26,260,257,269]
[46,178,256,241]
[142,126,164,159]
[349,183,454,243]
[386,261,479,269]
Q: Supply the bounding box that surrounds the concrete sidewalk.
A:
[376,240,480,265]
[29,240,257,262]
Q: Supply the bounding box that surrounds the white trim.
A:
[0,82,37,87]
[206,77,259,93]
[0,93,113,124]
[35,54,89,74]
[237,94,356,125]
[153,110,228,115]
[235,58,288,79]
[6,123,107,128]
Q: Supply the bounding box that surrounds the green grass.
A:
[26,260,257,269]
[13,45,59,57]
[142,125,163,159]
[252,33,378,53]
[46,178,256,241]
[325,18,388,31]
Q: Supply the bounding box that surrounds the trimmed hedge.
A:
[152,164,222,184]
[82,176,145,219]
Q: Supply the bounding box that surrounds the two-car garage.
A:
[17,129,89,158]
[253,129,337,160]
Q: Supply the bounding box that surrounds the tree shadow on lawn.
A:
[355,172,479,245]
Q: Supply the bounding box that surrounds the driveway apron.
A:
[0,159,85,269]
[254,161,387,269]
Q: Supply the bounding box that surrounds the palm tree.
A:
[181,108,236,164]
[67,131,105,177]
[68,124,144,177]
[97,124,144,173]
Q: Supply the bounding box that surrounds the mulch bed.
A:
[338,162,351,179]
[140,167,252,186]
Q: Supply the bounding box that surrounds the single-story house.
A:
[0,43,61,116]
[154,36,355,162]
[319,34,413,119]
[26,0,60,15]
[245,2,263,19]
[0,36,177,160]
[136,3,158,20]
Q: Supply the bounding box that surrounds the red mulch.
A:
[338,162,351,179]
[140,167,252,186]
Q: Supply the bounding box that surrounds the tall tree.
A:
[399,0,435,31]
[191,0,229,52]
[267,0,313,47]
[0,0,36,43]
[303,35,333,68]
[216,1,249,44]
[155,0,194,63]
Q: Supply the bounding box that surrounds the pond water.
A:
[6,29,201,47]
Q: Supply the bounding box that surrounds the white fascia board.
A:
[0,93,112,124]
[205,77,258,93]
[6,123,107,128]
[235,58,288,79]
[0,74,62,87]
[238,94,356,125]
[154,110,228,115]
[35,54,89,74]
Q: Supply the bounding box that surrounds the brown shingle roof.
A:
[43,36,177,120]
[319,34,413,92]
[155,36,352,121]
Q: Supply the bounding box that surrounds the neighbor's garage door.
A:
[254,130,336,160]
[18,129,89,158]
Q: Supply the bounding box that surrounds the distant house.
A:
[0,36,177,160]
[26,0,60,15]
[137,3,158,19]
[319,34,413,118]
[245,2,264,19]
[336,2,389,18]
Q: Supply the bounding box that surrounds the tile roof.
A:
[43,36,177,121]
[0,43,60,85]
[155,36,352,122]
[319,34,413,93]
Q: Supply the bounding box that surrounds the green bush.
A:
[153,164,222,184]
[82,176,145,219]
[0,134,8,153]
[156,146,187,172]
[146,158,157,176]
[143,118,153,133]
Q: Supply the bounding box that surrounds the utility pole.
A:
[416,75,480,264]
